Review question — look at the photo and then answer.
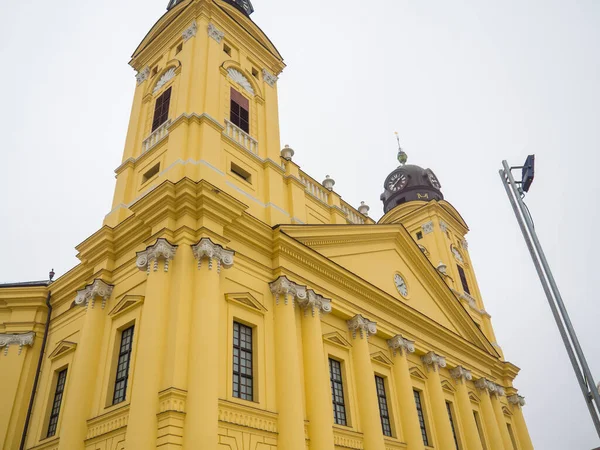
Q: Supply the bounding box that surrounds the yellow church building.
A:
[0,1,534,449]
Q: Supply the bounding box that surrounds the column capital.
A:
[297,289,332,316]
[421,351,447,372]
[136,238,178,273]
[450,366,473,383]
[192,238,235,272]
[136,66,150,85]
[269,276,307,305]
[387,335,415,356]
[182,20,197,42]
[475,378,505,396]
[507,394,526,407]
[347,314,377,339]
[74,279,114,309]
[208,23,225,43]
[0,332,35,356]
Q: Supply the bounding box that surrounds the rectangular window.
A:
[47,368,68,438]
[230,88,249,133]
[457,264,470,295]
[413,390,429,446]
[233,322,253,401]
[474,411,488,450]
[375,376,392,437]
[416,231,423,240]
[112,326,134,405]
[152,87,172,132]
[446,401,460,449]
[507,423,518,450]
[329,358,347,426]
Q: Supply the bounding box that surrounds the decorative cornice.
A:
[218,400,277,433]
[269,276,307,305]
[421,351,447,372]
[208,23,225,43]
[192,238,235,272]
[507,394,526,407]
[262,68,278,87]
[182,20,197,42]
[450,366,473,383]
[0,332,35,355]
[387,335,415,356]
[347,314,377,339]
[296,289,332,316]
[136,66,150,85]
[74,279,114,309]
[422,221,434,234]
[475,378,505,396]
[136,238,178,273]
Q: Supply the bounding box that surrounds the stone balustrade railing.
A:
[142,119,171,153]
[341,201,367,225]
[224,119,258,155]
[300,172,329,203]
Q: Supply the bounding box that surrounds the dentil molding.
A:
[269,276,307,306]
[387,335,415,356]
[182,20,197,42]
[421,351,447,372]
[208,23,225,43]
[0,332,35,356]
[136,238,178,273]
[192,238,235,272]
[347,314,377,339]
[296,289,332,316]
[75,279,114,309]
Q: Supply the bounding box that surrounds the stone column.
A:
[489,384,513,450]
[58,280,113,450]
[449,367,483,450]
[507,395,534,450]
[270,277,307,450]
[125,239,177,449]
[421,352,455,450]
[183,238,234,449]
[387,336,425,450]
[347,315,386,450]
[298,290,336,450]
[474,379,505,450]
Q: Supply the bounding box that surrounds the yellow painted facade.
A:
[0,1,534,449]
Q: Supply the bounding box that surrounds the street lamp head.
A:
[522,155,535,193]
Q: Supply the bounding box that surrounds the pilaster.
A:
[474,379,506,450]
[507,395,533,450]
[488,384,513,450]
[449,366,483,450]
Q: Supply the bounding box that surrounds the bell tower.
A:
[379,142,503,355]
[106,0,285,227]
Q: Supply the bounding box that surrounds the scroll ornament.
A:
[192,238,235,272]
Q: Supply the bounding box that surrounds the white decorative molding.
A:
[75,279,114,309]
[507,394,526,407]
[421,351,447,372]
[440,221,448,233]
[296,289,332,316]
[136,66,150,85]
[227,68,255,95]
[0,332,35,356]
[153,67,177,94]
[475,378,505,396]
[451,245,464,263]
[262,68,278,87]
[192,238,235,272]
[208,23,225,43]
[281,145,294,161]
[269,276,307,306]
[387,335,415,356]
[461,239,469,250]
[450,366,473,383]
[422,221,434,234]
[347,314,377,339]
[322,175,335,191]
[136,238,178,273]
[182,20,197,42]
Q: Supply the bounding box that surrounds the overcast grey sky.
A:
[1,0,599,448]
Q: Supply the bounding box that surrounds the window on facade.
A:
[223,43,232,56]
[457,264,470,295]
[175,42,183,55]
[230,88,249,133]
[113,326,134,405]
[416,231,423,240]
[329,358,347,426]
[413,390,429,446]
[375,376,392,437]
[47,368,68,438]
[473,411,488,450]
[507,423,518,450]
[233,322,253,401]
[152,87,172,132]
[446,401,460,449]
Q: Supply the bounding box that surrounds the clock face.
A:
[387,172,408,192]
[426,169,441,189]
[394,274,408,297]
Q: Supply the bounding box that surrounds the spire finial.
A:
[395,132,408,166]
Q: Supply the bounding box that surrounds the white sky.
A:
[1,0,599,448]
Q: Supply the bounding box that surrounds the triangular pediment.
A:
[109,295,144,318]
[323,331,352,349]
[468,391,481,404]
[370,351,393,366]
[441,380,456,393]
[409,366,428,380]
[225,292,267,314]
[49,341,77,360]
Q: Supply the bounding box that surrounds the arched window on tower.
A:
[152,87,172,132]
[230,88,249,133]
[457,264,470,295]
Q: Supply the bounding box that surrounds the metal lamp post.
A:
[499,157,600,439]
